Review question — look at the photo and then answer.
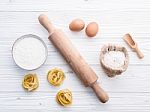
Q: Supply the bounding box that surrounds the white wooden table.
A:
[0,0,150,111]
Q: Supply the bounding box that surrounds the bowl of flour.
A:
[12,34,48,70]
[100,44,129,77]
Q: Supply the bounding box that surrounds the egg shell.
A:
[85,22,99,37]
[69,19,85,32]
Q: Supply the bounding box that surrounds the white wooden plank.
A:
[0,92,150,111]
[0,0,150,11]
[0,65,150,93]
[0,50,149,66]
[0,0,150,111]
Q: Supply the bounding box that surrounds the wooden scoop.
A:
[38,14,109,103]
[123,33,144,59]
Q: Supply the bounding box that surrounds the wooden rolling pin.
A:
[38,14,109,103]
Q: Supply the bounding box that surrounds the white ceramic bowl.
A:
[12,34,48,70]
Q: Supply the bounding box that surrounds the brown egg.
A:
[69,19,85,32]
[85,22,99,37]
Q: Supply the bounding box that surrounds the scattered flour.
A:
[13,36,47,70]
[104,51,125,69]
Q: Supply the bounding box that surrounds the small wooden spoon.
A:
[123,33,144,59]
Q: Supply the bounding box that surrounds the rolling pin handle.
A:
[38,14,55,34]
[91,82,109,103]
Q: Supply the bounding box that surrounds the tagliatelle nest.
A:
[22,74,39,91]
[47,68,65,86]
[100,44,129,77]
[56,89,72,106]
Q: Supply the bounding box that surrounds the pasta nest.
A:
[56,89,72,106]
[47,68,65,86]
[22,74,39,91]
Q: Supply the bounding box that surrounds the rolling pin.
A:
[38,14,109,103]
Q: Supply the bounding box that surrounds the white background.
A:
[0,0,150,111]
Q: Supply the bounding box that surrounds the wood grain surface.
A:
[0,0,150,111]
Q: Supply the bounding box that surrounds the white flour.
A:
[13,36,47,70]
[104,51,125,69]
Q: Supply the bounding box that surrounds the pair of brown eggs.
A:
[69,19,99,37]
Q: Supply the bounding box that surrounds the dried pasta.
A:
[22,74,39,91]
[47,68,65,86]
[56,89,72,106]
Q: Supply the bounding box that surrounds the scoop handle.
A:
[91,82,109,103]
[135,47,144,59]
[38,14,55,34]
